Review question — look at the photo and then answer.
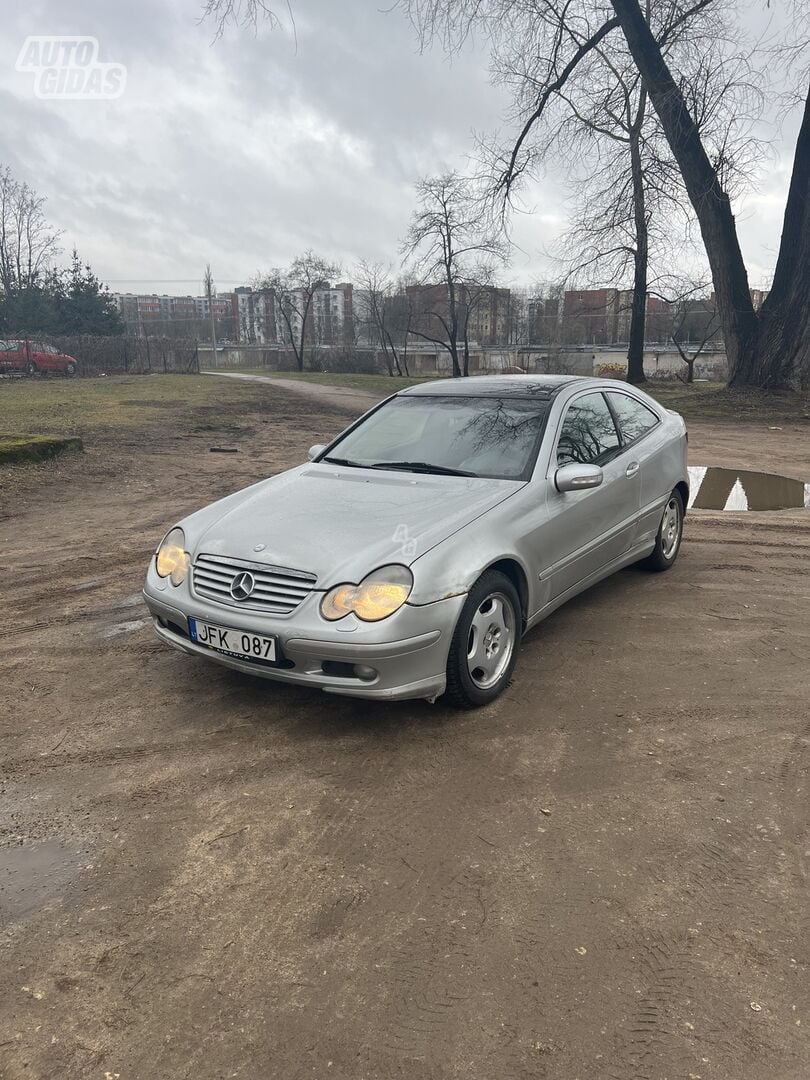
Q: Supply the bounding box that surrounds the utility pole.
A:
[204,264,217,368]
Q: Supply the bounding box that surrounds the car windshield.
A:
[323,394,552,481]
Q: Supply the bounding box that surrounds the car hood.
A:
[189,463,523,587]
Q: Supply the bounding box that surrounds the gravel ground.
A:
[1,376,808,1080]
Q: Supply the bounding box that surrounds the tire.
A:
[444,570,521,708]
[65,362,76,376]
[26,361,37,376]
[639,489,684,572]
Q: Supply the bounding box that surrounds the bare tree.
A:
[203,263,218,360]
[404,0,809,389]
[457,262,501,375]
[651,279,721,383]
[353,260,410,376]
[0,165,61,299]
[257,250,340,371]
[402,173,508,377]
[610,0,808,388]
[200,0,291,41]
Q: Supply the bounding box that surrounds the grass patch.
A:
[0,435,83,465]
[0,374,278,439]
[645,382,810,423]
[1,372,805,460]
[206,369,810,424]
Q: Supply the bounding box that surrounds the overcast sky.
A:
[0,0,800,295]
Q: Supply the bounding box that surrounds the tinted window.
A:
[557,393,621,466]
[324,395,551,480]
[608,393,659,443]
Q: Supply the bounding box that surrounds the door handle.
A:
[625,461,640,478]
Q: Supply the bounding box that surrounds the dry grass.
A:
[0,374,277,443]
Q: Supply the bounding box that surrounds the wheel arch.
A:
[483,558,529,632]
[675,480,689,515]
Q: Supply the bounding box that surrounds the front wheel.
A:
[64,362,76,376]
[444,570,521,708]
[26,361,37,376]
[639,489,684,572]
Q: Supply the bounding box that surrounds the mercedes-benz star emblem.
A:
[230,570,255,601]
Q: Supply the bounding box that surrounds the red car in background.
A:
[0,340,79,376]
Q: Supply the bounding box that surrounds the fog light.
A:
[353,664,377,681]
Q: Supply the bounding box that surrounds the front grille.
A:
[192,553,317,614]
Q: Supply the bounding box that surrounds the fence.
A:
[2,333,731,382]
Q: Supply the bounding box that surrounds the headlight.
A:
[155,527,190,586]
[320,565,413,622]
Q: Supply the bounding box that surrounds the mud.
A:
[1,378,808,1080]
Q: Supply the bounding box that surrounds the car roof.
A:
[399,374,586,398]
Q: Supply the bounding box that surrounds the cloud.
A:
[0,0,799,293]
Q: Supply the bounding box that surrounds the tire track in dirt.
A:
[605,740,809,1077]
[0,597,144,639]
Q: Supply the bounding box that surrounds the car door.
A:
[604,391,668,548]
[0,342,17,371]
[541,390,641,600]
[0,342,25,371]
[30,343,52,371]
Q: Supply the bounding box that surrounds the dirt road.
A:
[201,369,384,415]
[1,377,808,1079]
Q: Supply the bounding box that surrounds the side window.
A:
[608,393,659,444]
[557,393,621,466]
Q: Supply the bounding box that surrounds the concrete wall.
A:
[198,343,729,381]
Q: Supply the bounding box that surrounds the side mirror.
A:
[555,462,603,493]
[307,443,327,461]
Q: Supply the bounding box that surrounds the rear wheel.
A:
[26,361,37,376]
[444,570,521,708]
[639,489,684,571]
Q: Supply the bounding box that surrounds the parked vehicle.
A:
[0,340,79,376]
[143,375,689,707]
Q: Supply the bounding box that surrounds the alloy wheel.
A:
[466,591,516,690]
[661,497,681,559]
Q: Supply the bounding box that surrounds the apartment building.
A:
[112,292,234,337]
[405,283,513,346]
[273,282,354,347]
[233,287,276,344]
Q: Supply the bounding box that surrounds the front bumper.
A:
[142,574,466,702]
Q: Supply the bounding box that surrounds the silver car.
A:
[143,375,688,707]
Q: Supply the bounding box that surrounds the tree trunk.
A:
[743,82,810,388]
[611,0,761,384]
[401,325,411,377]
[446,275,462,377]
[297,322,306,371]
[626,117,648,384]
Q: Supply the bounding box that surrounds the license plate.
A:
[188,617,277,663]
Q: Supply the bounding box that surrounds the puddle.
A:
[0,841,84,925]
[688,466,810,512]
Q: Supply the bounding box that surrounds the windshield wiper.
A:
[368,460,477,478]
[321,456,373,469]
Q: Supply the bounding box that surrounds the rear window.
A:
[608,393,660,444]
